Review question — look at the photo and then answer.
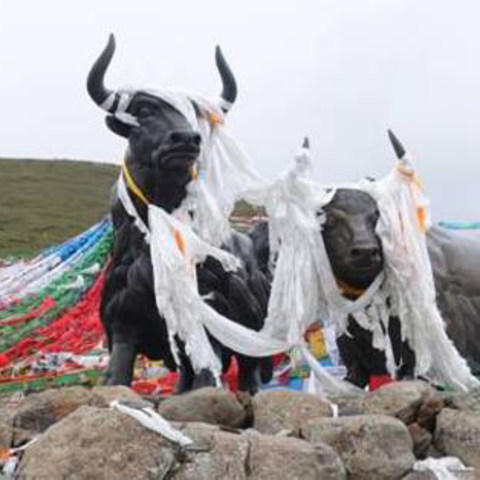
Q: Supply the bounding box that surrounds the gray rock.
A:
[416,394,445,432]
[408,423,432,459]
[302,414,415,480]
[174,426,250,480]
[252,390,332,435]
[0,392,24,410]
[327,393,365,416]
[177,421,221,446]
[17,405,177,480]
[0,421,13,450]
[247,430,346,480]
[0,393,26,429]
[4,386,104,435]
[360,381,436,424]
[91,385,143,405]
[402,473,437,480]
[435,408,480,468]
[17,405,345,480]
[445,388,480,415]
[158,387,248,428]
[457,473,479,480]
[176,424,345,480]
[0,396,35,448]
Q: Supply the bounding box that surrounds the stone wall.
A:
[0,382,478,479]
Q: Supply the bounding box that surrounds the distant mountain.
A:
[0,158,118,257]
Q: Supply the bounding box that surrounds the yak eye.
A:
[136,105,156,119]
[329,208,348,223]
[324,214,338,230]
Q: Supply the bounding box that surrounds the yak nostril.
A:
[351,247,380,260]
[169,132,182,144]
[351,248,362,259]
[168,131,201,147]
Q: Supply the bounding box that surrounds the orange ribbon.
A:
[336,278,366,299]
[396,161,428,234]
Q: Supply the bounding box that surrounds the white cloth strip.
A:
[110,400,193,446]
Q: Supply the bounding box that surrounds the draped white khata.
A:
[115,87,478,393]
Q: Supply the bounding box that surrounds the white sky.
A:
[1,0,479,221]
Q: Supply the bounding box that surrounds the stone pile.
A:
[0,382,478,479]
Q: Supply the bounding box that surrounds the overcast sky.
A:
[0,0,479,221]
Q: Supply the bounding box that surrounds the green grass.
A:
[0,158,261,259]
[0,158,118,258]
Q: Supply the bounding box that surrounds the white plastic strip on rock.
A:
[414,457,472,480]
[110,400,193,447]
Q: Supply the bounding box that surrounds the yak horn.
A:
[387,129,407,160]
[215,46,237,111]
[87,34,117,111]
[302,136,310,149]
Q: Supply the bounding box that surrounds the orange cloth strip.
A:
[336,278,366,299]
[396,162,429,234]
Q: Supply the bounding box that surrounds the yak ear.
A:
[106,115,131,138]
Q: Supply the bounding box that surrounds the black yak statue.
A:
[88,35,270,393]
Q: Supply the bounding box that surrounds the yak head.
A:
[250,131,411,293]
[321,130,410,290]
[87,34,237,213]
[321,189,382,290]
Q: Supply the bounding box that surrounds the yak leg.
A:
[106,339,137,386]
[176,338,218,393]
[260,357,273,384]
[192,336,221,390]
[178,365,217,392]
[192,369,217,389]
[337,331,372,389]
[227,273,265,394]
[237,355,262,394]
[388,316,416,380]
[177,364,217,392]
[177,362,195,394]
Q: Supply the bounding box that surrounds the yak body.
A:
[250,188,480,385]
[102,195,270,392]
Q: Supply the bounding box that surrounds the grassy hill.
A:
[0,158,119,258]
[0,158,262,258]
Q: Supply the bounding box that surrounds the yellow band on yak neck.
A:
[122,162,198,204]
[122,163,149,206]
[121,162,189,256]
[336,277,366,299]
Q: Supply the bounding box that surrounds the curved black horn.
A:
[87,34,117,110]
[387,129,406,159]
[302,136,310,149]
[215,46,237,111]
